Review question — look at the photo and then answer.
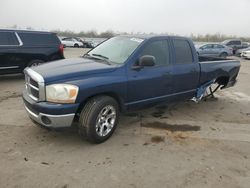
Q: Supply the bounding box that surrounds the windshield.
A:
[87,36,144,64]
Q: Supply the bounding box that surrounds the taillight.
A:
[59,44,64,55]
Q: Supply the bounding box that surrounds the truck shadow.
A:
[26,96,235,146]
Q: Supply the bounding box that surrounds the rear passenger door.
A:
[0,31,21,74]
[171,38,200,99]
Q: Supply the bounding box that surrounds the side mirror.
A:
[132,55,156,70]
[139,55,156,67]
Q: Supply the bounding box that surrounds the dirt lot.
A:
[1,48,250,188]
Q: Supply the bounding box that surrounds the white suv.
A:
[61,37,83,48]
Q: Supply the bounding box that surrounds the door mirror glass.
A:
[139,55,156,67]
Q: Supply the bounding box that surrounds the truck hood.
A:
[31,58,118,83]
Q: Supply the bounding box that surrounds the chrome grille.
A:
[24,68,45,101]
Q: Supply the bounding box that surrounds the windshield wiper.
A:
[84,53,113,65]
[92,53,109,60]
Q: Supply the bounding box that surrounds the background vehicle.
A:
[236,47,250,56]
[196,43,233,58]
[242,42,250,48]
[23,35,240,143]
[82,41,94,48]
[241,49,250,59]
[61,37,83,48]
[0,29,64,75]
[222,39,245,54]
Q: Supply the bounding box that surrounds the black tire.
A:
[74,44,79,48]
[28,59,44,67]
[219,52,228,58]
[78,96,119,144]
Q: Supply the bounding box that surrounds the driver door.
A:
[127,39,173,108]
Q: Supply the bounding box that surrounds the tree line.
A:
[7,25,250,42]
[53,30,250,42]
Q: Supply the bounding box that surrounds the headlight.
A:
[46,84,79,104]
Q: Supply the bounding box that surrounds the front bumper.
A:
[24,104,75,128]
[23,90,79,128]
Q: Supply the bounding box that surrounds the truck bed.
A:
[198,56,240,87]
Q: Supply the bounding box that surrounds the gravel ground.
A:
[0,48,250,188]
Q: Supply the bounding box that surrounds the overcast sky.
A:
[0,0,250,36]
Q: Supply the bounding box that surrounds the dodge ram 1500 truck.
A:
[23,35,240,143]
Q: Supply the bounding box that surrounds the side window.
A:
[0,32,19,45]
[202,44,213,49]
[173,39,193,64]
[214,44,224,49]
[18,33,59,45]
[235,41,241,45]
[140,40,170,65]
[228,41,240,45]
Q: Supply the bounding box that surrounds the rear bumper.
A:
[23,90,79,128]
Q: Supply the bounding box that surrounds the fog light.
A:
[41,116,52,125]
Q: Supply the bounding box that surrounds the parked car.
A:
[23,35,240,143]
[196,43,233,58]
[242,42,250,48]
[236,47,250,56]
[82,41,95,48]
[222,39,245,54]
[0,29,64,75]
[241,49,250,59]
[61,37,83,48]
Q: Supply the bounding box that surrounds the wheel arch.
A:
[216,76,229,86]
[76,92,125,115]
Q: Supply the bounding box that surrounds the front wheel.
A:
[78,96,119,143]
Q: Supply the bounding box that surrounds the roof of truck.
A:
[120,34,189,40]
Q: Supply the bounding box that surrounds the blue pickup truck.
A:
[23,35,240,143]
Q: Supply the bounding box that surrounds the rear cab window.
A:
[18,32,60,46]
[173,39,193,64]
[0,31,19,46]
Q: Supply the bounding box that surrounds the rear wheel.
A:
[78,96,119,143]
[28,59,44,67]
